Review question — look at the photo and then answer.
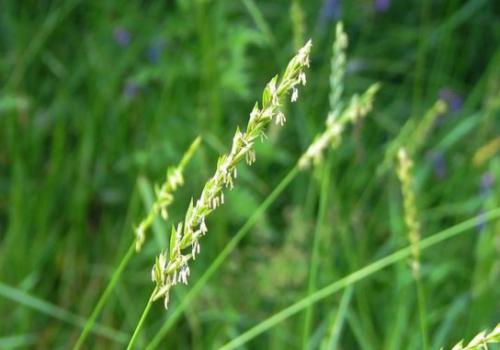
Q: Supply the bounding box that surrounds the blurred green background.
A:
[0,0,499,349]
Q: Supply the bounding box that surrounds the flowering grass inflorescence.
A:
[297,23,379,170]
[396,148,421,277]
[151,40,313,308]
[299,83,379,169]
[448,323,499,350]
[134,136,201,251]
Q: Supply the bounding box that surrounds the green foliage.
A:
[0,1,499,349]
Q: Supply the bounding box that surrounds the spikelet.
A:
[134,137,201,252]
[396,148,421,277]
[327,22,348,125]
[151,40,313,308]
[298,22,379,170]
[299,83,379,169]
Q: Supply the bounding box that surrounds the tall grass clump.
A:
[143,22,381,348]
[396,147,429,349]
[150,39,312,309]
[73,137,200,349]
[301,22,377,346]
[125,39,313,348]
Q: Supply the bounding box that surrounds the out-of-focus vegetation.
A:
[0,0,499,349]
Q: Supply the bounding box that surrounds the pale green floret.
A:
[134,136,201,252]
[396,147,421,277]
[299,83,379,170]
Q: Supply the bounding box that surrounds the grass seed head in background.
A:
[396,147,421,277]
[327,22,348,124]
[298,22,379,169]
[134,137,201,252]
[151,40,313,309]
[299,83,379,169]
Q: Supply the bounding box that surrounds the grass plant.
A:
[1,2,498,349]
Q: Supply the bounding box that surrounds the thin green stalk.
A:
[0,282,127,344]
[321,286,353,350]
[302,156,332,349]
[74,241,135,349]
[146,165,300,349]
[218,207,500,350]
[416,279,429,350]
[126,291,155,350]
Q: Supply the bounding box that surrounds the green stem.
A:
[145,165,300,349]
[0,282,127,344]
[302,156,332,349]
[415,277,429,350]
[218,207,500,350]
[73,241,135,349]
[127,291,155,350]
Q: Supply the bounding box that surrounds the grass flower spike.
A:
[327,22,348,124]
[135,136,201,251]
[299,83,379,169]
[448,323,500,350]
[151,40,313,308]
[297,22,379,170]
[396,147,421,276]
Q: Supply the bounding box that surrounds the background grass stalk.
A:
[218,207,500,350]
[302,155,333,348]
[397,148,428,349]
[73,241,135,349]
[0,282,127,344]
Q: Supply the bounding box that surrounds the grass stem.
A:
[126,291,155,350]
[73,241,135,349]
[219,207,500,350]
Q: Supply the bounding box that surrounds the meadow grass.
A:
[1,1,499,349]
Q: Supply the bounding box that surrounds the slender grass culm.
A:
[446,323,499,350]
[125,39,313,349]
[302,21,347,347]
[396,147,429,350]
[73,137,200,349]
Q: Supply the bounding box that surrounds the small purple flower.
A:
[476,209,486,232]
[439,88,462,113]
[113,26,131,47]
[320,0,341,22]
[123,81,140,99]
[428,151,447,180]
[148,40,165,64]
[374,0,391,12]
[480,172,494,198]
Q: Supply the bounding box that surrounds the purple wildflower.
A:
[320,0,341,23]
[479,172,494,198]
[123,81,140,99]
[439,88,462,113]
[428,151,446,180]
[148,40,165,64]
[113,26,131,47]
[374,0,391,12]
[476,209,486,232]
